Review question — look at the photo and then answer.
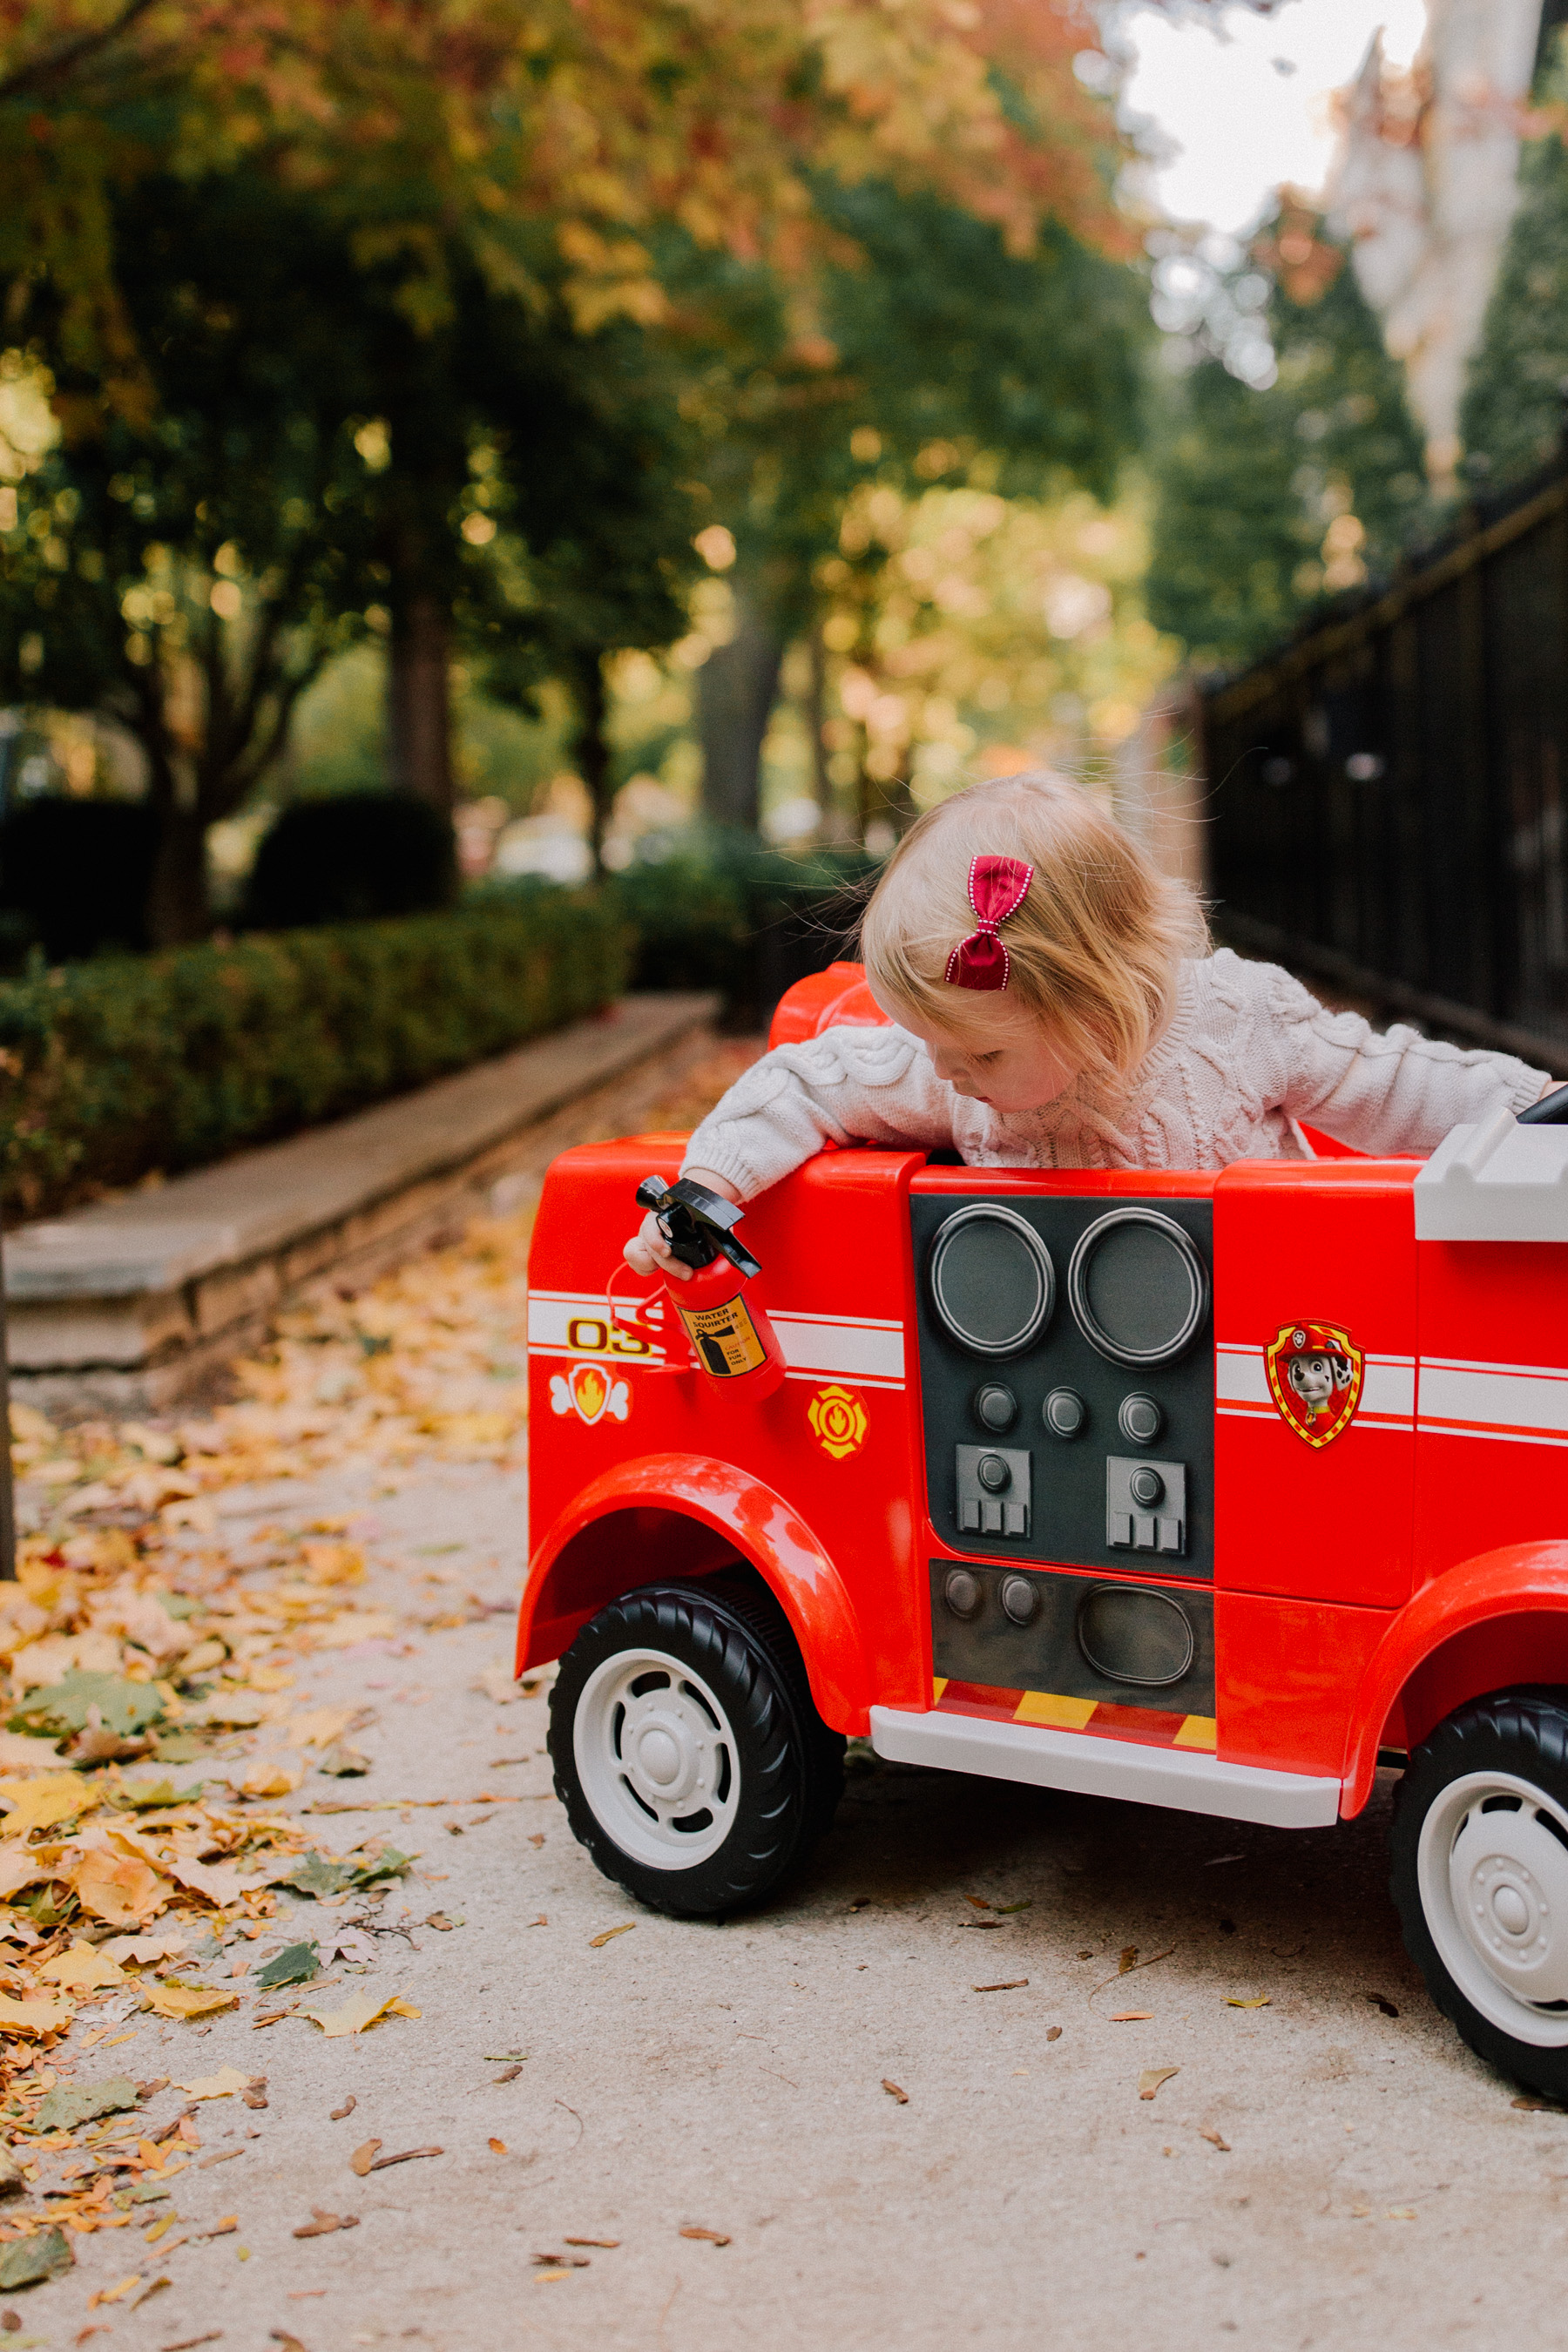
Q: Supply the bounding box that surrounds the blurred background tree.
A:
[1146,200,1428,673]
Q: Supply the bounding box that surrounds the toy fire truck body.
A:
[522,965,1568,2096]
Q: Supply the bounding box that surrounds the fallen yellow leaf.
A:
[87,2274,142,2309]
[72,1848,172,1928]
[588,1924,635,1950]
[301,1990,416,2038]
[238,1761,302,1801]
[0,1990,72,2037]
[172,2066,252,2101]
[1138,2066,1179,2100]
[38,1942,128,1991]
[140,1982,239,2021]
[0,1773,98,1837]
[1225,1996,1271,2010]
[289,1707,360,1748]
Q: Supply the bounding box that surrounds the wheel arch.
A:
[517,1452,873,1734]
[1343,1542,1568,1815]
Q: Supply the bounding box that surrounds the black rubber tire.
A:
[1390,1690,1568,2099]
[548,1577,846,1918]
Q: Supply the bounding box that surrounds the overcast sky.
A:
[1116,0,1429,236]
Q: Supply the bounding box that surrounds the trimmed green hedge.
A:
[0,885,630,1220]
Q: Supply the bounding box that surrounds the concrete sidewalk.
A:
[24,1443,1567,2352]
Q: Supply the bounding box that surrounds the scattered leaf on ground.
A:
[38,1943,128,1991]
[255,1941,320,1990]
[10,1673,165,1742]
[972,1979,1028,1993]
[1044,2026,1063,2043]
[35,2077,139,2132]
[329,2096,357,2120]
[882,2079,909,2104]
[0,1990,72,2038]
[488,2138,506,2153]
[1110,2010,1153,2023]
[350,2139,382,2177]
[293,2208,359,2239]
[87,2273,142,2308]
[564,2237,618,2247]
[1200,2129,1231,2150]
[588,1923,635,1949]
[1365,1993,1400,2018]
[1226,1995,1270,2009]
[172,2067,253,2102]
[0,2228,72,2289]
[301,1990,417,2038]
[141,1981,239,2021]
[424,1913,455,1931]
[367,2145,443,2171]
[1138,2066,1179,2100]
[1119,1946,1138,1973]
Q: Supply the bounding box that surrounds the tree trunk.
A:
[145,803,210,947]
[388,592,455,814]
[570,652,613,876]
[698,594,785,833]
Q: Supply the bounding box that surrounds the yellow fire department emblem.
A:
[1265,1319,1363,1450]
[808,1385,868,1460]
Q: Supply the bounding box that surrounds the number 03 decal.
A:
[565,1315,652,1359]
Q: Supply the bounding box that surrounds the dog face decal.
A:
[1265,1320,1362,1449]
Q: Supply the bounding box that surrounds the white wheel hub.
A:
[1417,1768,1568,2044]
[572,1646,740,1871]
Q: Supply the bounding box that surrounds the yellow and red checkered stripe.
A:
[931,1677,1216,1752]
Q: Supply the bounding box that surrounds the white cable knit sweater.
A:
[682,950,1550,1198]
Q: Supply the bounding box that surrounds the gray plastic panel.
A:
[911,1192,1214,1580]
[930,1558,1215,1718]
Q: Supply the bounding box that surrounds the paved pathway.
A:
[24,1439,1568,2352]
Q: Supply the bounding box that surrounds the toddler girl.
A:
[625,773,1552,1281]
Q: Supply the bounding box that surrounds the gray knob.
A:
[1119,1392,1163,1446]
[977,1452,1010,1494]
[944,1569,982,1619]
[1129,1464,1165,1509]
[975,1383,1018,1433]
[1044,1387,1086,1438]
[1000,1574,1037,1625]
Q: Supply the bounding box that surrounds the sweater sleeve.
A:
[680,1024,959,1199]
[1266,963,1551,1153]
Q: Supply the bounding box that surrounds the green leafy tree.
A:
[1463,110,1568,487]
[1147,222,1428,673]
[672,179,1149,829]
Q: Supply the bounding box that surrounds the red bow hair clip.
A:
[943,855,1034,991]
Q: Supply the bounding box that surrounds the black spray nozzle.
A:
[635,1175,761,1280]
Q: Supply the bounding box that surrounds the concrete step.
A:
[4,991,718,1415]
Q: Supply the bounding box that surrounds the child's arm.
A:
[1268,962,1553,1153]
[624,1024,956,1279]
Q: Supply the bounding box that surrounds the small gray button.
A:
[944,1569,982,1619]
[1119,1392,1163,1446]
[1000,1573,1037,1624]
[977,1452,1011,1494]
[1129,1464,1166,1509]
[958,1499,980,1533]
[975,1383,1018,1433]
[1044,1388,1086,1437]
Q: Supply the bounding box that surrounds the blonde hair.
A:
[859,773,1208,1080]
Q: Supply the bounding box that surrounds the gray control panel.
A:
[1105,1455,1186,1555]
[911,1190,1213,1581]
[954,1444,1031,1538]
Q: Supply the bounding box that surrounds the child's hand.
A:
[623,1168,740,1282]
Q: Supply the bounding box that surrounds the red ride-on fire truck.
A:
[521,963,1568,2097]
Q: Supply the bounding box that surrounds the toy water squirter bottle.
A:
[634,1175,787,1400]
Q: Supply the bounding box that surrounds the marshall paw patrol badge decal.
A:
[1266,1321,1362,1449]
[551,1360,630,1427]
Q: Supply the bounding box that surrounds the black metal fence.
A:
[1200,443,1568,1067]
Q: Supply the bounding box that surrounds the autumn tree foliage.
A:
[0,0,1137,931]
